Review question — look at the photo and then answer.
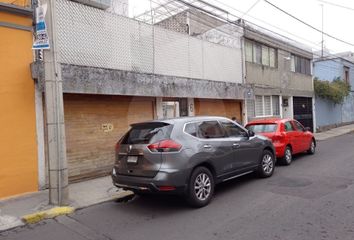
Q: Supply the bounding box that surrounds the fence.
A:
[56,0,242,83]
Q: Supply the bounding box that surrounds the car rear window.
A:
[246,124,277,133]
[122,122,173,144]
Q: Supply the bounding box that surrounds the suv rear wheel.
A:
[186,166,214,208]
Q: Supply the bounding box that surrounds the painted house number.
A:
[102,123,114,132]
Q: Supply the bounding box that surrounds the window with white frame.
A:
[253,95,280,117]
[255,96,264,116]
[246,99,255,118]
[272,96,280,115]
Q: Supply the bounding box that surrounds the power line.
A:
[148,0,319,52]
[240,0,262,19]
[317,0,354,12]
[205,0,354,63]
[209,0,322,48]
[175,0,313,52]
[263,0,354,47]
[145,0,352,66]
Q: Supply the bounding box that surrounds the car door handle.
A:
[232,143,240,148]
[203,144,212,149]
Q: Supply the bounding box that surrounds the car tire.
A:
[186,166,215,208]
[307,139,316,154]
[257,150,275,178]
[280,146,292,166]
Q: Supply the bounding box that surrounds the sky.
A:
[128,0,354,54]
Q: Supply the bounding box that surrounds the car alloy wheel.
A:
[187,166,214,207]
[258,150,275,178]
[284,147,292,165]
[194,173,211,201]
[262,153,274,175]
[308,140,316,154]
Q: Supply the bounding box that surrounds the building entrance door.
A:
[293,97,313,132]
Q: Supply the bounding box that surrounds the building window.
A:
[262,45,270,66]
[246,99,255,118]
[344,66,350,85]
[290,55,295,72]
[255,96,264,116]
[253,43,262,64]
[253,95,280,117]
[264,96,271,115]
[272,96,280,115]
[291,54,311,75]
[245,39,277,68]
[269,48,276,67]
[245,40,253,62]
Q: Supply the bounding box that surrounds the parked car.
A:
[245,118,316,166]
[112,116,275,207]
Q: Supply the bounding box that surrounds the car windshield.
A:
[247,124,277,133]
[122,122,172,144]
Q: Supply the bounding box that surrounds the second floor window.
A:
[245,40,277,68]
[290,54,311,75]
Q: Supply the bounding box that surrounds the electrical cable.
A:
[176,0,354,64]
[317,0,354,12]
[240,0,262,19]
[263,0,354,47]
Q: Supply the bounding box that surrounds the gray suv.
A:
[112,116,275,207]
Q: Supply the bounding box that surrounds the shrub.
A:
[314,77,350,104]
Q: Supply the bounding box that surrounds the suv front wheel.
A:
[186,166,215,208]
[257,150,275,178]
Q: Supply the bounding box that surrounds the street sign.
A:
[32,4,50,49]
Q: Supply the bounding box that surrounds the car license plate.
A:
[127,156,138,164]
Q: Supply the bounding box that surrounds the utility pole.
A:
[43,0,69,205]
[321,4,324,58]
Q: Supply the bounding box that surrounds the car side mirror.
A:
[248,130,255,137]
[304,127,311,132]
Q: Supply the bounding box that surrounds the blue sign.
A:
[33,4,50,49]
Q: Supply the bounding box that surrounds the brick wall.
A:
[63,94,155,182]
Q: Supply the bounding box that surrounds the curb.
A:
[22,207,75,224]
[73,190,134,210]
[17,190,134,226]
[315,129,354,141]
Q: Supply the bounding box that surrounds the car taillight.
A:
[272,133,285,143]
[147,139,182,152]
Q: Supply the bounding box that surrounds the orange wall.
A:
[0,0,30,7]
[0,12,38,198]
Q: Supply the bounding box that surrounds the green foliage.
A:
[314,77,350,104]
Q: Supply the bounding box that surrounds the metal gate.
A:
[293,97,313,132]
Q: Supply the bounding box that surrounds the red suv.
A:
[246,118,316,165]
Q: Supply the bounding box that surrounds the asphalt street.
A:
[1,133,354,240]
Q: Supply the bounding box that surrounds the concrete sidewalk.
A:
[0,176,132,232]
[315,123,354,141]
